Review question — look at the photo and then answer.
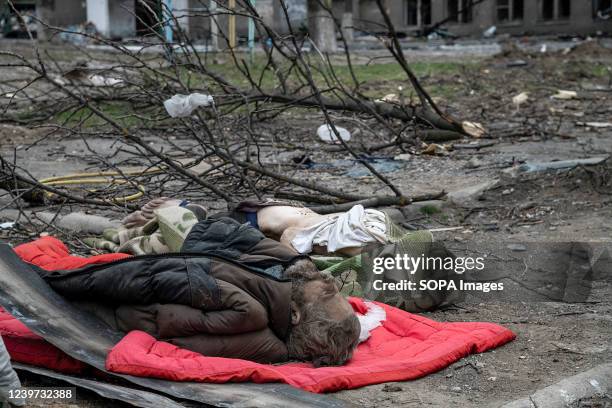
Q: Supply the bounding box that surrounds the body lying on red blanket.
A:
[1,236,515,393]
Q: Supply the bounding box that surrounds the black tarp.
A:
[0,244,352,408]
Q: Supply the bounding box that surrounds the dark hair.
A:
[287,302,360,367]
[285,259,360,367]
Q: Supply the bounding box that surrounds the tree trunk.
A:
[308,0,337,53]
[341,0,354,43]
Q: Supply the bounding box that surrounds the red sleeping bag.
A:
[0,237,129,374]
[5,237,515,393]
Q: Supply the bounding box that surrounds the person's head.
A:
[284,259,360,367]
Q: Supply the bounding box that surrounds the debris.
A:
[291,155,314,167]
[62,66,124,87]
[454,141,495,150]
[447,179,499,206]
[540,44,548,53]
[488,376,497,381]
[421,143,449,156]
[506,60,528,68]
[500,363,612,408]
[317,124,351,143]
[502,188,513,195]
[512,92,529,109]
[466,157,484,169]
[393,153,411,161]
[507,244,527,252]
[0,222,15,230]
[344,158,403,177]
[382,384,403,392]
[88,74,124,87]
[401,200,446,220]
[482,26,497,38]
[576,121,612,128]
[509,156,609,174]
[549,342,606,355]
[462,121,486,138]
[164,93,214,118]
[552,90,578,100]
[451,386,462,393]
[378,93,400,104]
[428,227,464,232]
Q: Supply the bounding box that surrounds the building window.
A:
[593,0,612,19]
[559,0,571,17]
[447,0,473,23]
[497,0,523,22]
[541,0,571,20]
[406,0,432,26]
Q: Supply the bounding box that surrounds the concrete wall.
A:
[36,0,86,40]
[358,0,612,37]
[86,0,135,39]
[273,0,308,33]
[37,0,612,43]
[108,0,135,38]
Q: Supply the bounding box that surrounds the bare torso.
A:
[257,206,361,256]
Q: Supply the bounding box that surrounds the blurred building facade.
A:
[347,0,612,37]
[2,0,611,42]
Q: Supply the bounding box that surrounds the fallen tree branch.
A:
[309,191,446,214]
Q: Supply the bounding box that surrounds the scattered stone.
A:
[462,121,486,138]
[552,90,578,100]
[394,153,411,161]
[400,200,446,220]
[500,363,612,408]
[507,244,527,252]
[502,188,513,195]
[382,384,403,392]
[506,59,527,67]
[317,124,351,143]
[466,157,484,169]
[447,179,499,207]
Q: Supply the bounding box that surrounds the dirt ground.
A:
[0,38,611,407]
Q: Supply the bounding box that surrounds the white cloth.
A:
[356,301,386,342]
[290,205,387,254]
[163,93,214,117]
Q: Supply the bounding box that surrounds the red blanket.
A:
[6,237,515,393]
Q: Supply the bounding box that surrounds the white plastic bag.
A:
[317,124,351,143]
[88,74,124,87]
[164,93,214,118]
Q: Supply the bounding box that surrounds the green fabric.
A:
[156,206,198,252]
[86,206,198,255]
[317,215,443,310]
